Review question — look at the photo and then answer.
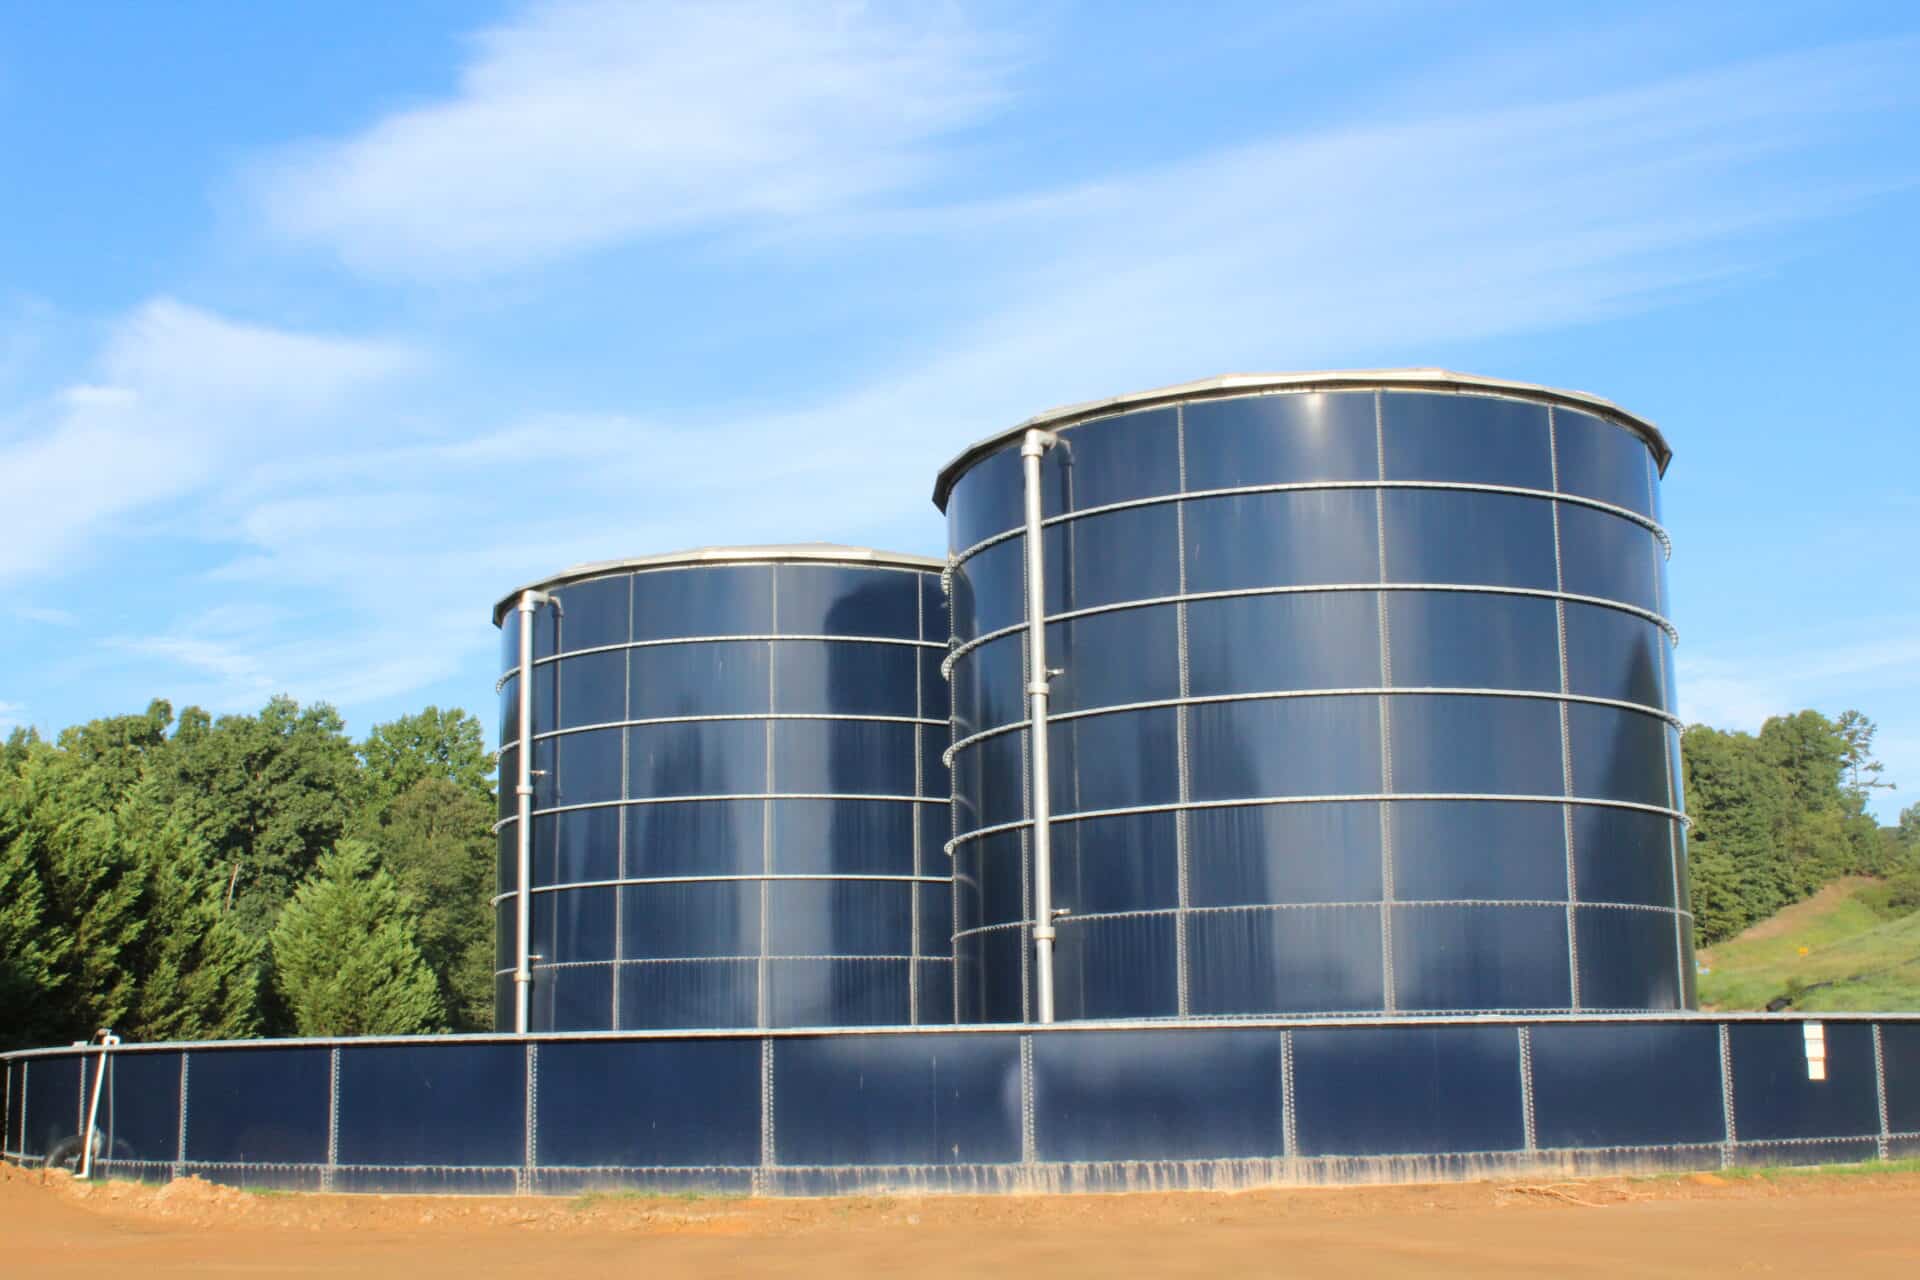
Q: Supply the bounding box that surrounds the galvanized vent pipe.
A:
[1021,429,1060,1024]
[513,588,556,1034]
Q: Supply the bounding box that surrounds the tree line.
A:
[0,698,494,1050]
[2,697,1915,1049]
[1683,709,1917,944]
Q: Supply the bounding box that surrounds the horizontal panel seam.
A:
[944,583,1678,675]
[947,794,1691,853]
[944,685,1681,762]
[949,479,1672,566]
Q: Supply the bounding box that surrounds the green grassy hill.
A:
[1697,877,1920,1012]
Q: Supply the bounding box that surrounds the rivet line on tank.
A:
[911,568,925,1025]
[523,1041,538,1189]
[948,898,1689,939]
[1548,408,1583,1016]
[1173,402,1194,1019]
[1373,390,1398,1013]
[1718,1023,1736,1167]
[324,1047,340,1192]
[946,478,1672,569]
[758,570,778,1033]
[1019,1035,1036,1165]
[1280,1030,1298,1160]
[490,873,950,907]
[518,955,944,973]
[1517,1027,1537,1152]
[1873,1024,1891,1160]
[954,477,1674,561]
[529,632,946,671]
[758,1038,775,1186]
[526,792,928,818]
[174,1054,187,1176]
[942,684,1686,768]
[613,583,633,1032]
[942,582,1679,676]
[526,713,948,746]
[945,792,1690,854]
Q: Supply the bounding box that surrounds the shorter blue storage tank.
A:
[492,544,951,1031]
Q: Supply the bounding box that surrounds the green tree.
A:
[118,782,262,1042]
[53,699,175,812]
[1682,724,1790,943]
[167,696,364,941]
[1835,710,1895,802]
[13,747,149,1038]
[2,725,44,773]
[270,841,445,1036]
[370,778,497,1031]
[0,761,68,1050]
[359,706,493,816]
[1684,709,1906,947]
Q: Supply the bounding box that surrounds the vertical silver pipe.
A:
[1021,429,1059,1024]
[76,1030,116,1180]
[513,590,552,1035]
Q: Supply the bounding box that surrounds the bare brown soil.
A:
[6,1163,1920,1277]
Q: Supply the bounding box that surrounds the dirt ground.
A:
[5,1163,1920,1278]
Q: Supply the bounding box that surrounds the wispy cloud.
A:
[1678,632,1920,731]
[0,299,421,581]
[254,0,1019,277]
[13,605,76,626]
[0,700,26,734]
[19,15,1919,741]
[1679,628,1920,817]
[109,604,477,715]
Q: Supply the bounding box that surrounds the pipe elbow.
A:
[1019,429,1057,458]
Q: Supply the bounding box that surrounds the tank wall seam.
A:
[1873,1023,1890,1161]
[1174,402,1193,1018]
[324,1047,340,1192]
[1374,390,1397,1012]
[175,1054,187,1176]
[1718,1023,1736,1166]
[523,1041,538,1193]
[947,479,1673,567]
[1517,1025,1538,1152]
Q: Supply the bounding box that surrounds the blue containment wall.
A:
[5,1015,1914,1194]
[493,545,952,1032]
[935,371,1689,1021]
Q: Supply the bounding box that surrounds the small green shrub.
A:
[1859,869,1920,920]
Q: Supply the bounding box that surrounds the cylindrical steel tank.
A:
[935,370,1691,1021]
[492,545,951,1031]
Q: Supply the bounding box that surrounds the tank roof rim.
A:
[931,368,1671,510]
[492,542,945,625]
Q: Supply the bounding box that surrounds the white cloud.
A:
[1677,633,1920,732]
[1678,631,1920,820]
[0,701,24,733]
[0,299,421,581]
[28,21,1920,742]
[170,34,1920,723]
[255,0,1016,277]
[109,602,478,714]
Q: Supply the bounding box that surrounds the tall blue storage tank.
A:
[493,545,951,1031]
[935,371,1690,1022]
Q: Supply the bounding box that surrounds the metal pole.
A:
[77,1030,118,1180]
[513,590,553,1034]
[1021,429,1060,1024]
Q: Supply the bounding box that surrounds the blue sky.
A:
[1,1,1915,819]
